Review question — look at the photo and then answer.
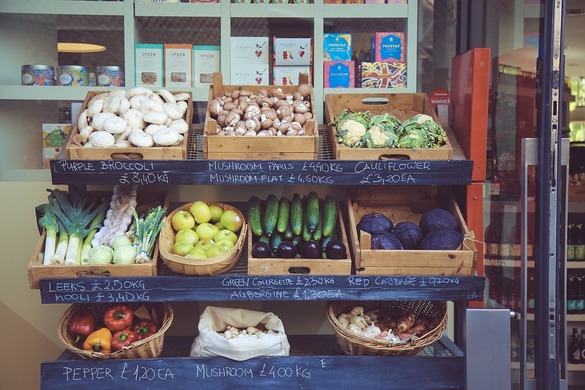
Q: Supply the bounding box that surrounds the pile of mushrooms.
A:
[208,84,313,136]
[219,325,276,340]
[72,87,191,148]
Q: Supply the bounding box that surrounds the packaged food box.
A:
[360,61,407,89]
[28,190,168,289]
[193,45,220,88]
[164,44,193,88]
[273,37,312,66]
[323,33,352,61]
[347,186,477,276]
[373,32,406,63]
[324,60,355,88]
[272,65,312,85]
[66,89,192,160]
[135,44,164,88]
[325,92,455,160]
[204,72,318,160]
[42,123,70,168]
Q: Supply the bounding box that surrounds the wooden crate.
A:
[247,206,352,275]
[66,90,192,160]
[347,186,477,276]
[324,93,454,160]
[204,73,318,160]
[28,190,168,289]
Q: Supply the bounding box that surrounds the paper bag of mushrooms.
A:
[207,84,313,137]
[190,306,290,361]
[71,87,191,149]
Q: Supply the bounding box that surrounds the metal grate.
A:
[187,125,334,160]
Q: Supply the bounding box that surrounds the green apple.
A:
[189,201,212,224]
[171,210,195,231]
[220,209,243,232]
[196,222,220,242]
[215,221,226,230]
[187,246,208,259]
[172,242,194,256]
[175,229,199,245]
[214,239,236,251]
[206,242,231,258]
[214,229,239,245]
[208,203,224,223]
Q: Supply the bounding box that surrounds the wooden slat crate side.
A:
[325,93,454,161]
[247,205,352,275]
[204,73,318,160]
[356,265,473,276]
[66,90,192,160]
[28,190,168,289]
[346,187,477,275]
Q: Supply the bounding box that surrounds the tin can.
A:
[56,65,89,86]
[21,65,55,86]
[96,66,125,87]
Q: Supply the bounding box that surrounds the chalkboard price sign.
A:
[50,159,473,186]
[39,275,485,304]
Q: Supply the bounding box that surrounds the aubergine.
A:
[325,239,347,259]
[277,241,297,258]
[301,240,322,259]
[251,241,272,258]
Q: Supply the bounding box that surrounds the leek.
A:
[47,188,108,265]
[132,205,167,264]
[37,203,59,265]
[52,231,68,264]
[80,230,97,264]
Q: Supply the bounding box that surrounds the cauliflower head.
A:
[334,109,370,148]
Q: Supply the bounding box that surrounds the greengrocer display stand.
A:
[36,128,511,390]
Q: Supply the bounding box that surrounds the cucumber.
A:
[311,199,323,242]
[306,191,320,233]
[322,195,337,237]
[302,209,313,243]
[259,234,270,244]
[276,196,290,234]
[248,196,263,237]
[284,222,294,240]
[263,194,279,236]
[270,231,283,254]
[290,193,303,236]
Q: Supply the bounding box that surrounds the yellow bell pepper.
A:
[82,327,112,354]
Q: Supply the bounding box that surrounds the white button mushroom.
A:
[89,131,115,147]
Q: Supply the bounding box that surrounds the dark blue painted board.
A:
[41,354,464,390]
[39,275,485,304]
[50,159,474,186]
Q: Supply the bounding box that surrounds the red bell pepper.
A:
[132,319,159,340]
[67,308,96,344]
[103,304,134,332]
[111,328,139,352]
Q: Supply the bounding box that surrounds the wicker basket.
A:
[327,300,447,356]
[158,202,247,275]
[57,302,173,359]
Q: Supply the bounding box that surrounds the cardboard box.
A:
[231,64,269,85]
[324,92,454,160]
[374,32,406,62]
[323,60,355,88]
[273,37,312,66]
[42,123,70,168]
[272,65,311,85]
[135,44,164,88]
[347,186,477,276]
[28,190,168,289]
[323,33,352,61]
[360,61,407,88]
[193,45,220,88]
[247,204,351,275]
[164,44,193,88]
[230,37,269,65]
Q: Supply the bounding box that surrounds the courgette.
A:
[276,196,290,234]
[311,199,323,242]
[322,195,337,237]
[290,193,303,236]
[270,231,283,254]
[248,196,263,237]
[306,191,320,233]
[263,194,279,236]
